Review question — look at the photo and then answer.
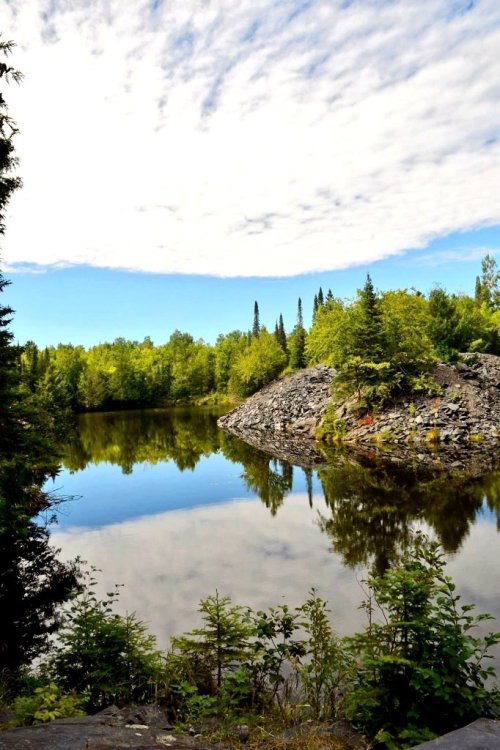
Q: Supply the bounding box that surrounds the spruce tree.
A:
[297,297,304,328]
[0,40,23,454]
[0,40,79,694]
[252,300,260,337]
[277,313,288,354]
[354,273,385,363]
[474,276,483,306]
[318,287,324,306]
[313,294,318,318]
[289,298,306,370]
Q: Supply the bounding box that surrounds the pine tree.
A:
[354,274,385,363]
[252,300,260,337]
[326,288,334,304]
[318,287,324,306]
[0,41,23,455]
[299,298,304,326]
[277,313,288,354]
[313,294,318,318]
[289,298,306,369]
[0,41,80,695]
[474,276,483,306]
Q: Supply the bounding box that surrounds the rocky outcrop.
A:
[218,355,500,472]
[335,353,499,446]
[218,364,336,441]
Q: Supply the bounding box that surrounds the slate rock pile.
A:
[338,353,499,446]
[218,355,500,472]
[218,364,336,439]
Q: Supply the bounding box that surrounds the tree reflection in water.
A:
[317,452,500,574]
[61,409,500,573]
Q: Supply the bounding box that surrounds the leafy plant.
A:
[316,404,347,443]
[344,533,500,747]
[296,590,354,721]
[47,571,164,710]
[247,603,305,713]
[11,682,84,726]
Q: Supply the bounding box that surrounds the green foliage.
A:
[288,298,307,370]
[296,590,354,721]
[172,591,254,691]
[344,533,500,746]
[11,682,84,726]
[47,572,164,710]
[230,328,287,397]
[247,604,304,712]
[315,403,346,442]
[5,542,497,745]
[214,331,247,394]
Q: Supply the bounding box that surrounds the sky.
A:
[1,0,500,346]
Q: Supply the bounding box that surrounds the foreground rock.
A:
[0,707,370,750]
[218,355,500,473]
[411,718,500,749]
[0,705,230,749]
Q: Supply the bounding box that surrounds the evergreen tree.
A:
[313,294,318,319]
[0,41,79,694]
[0,41,23,455]
[318,287,324,306]
[326,288,334,304]
[289,298,306,370]
[297,297,304,328]
[252,300,260,337]
[474,276,483,306]
[277,313,287,354]
[353,274,385,363]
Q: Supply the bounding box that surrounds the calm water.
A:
[45,408,500,655]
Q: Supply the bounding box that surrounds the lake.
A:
[45,407,500,656]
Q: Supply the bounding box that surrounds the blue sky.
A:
[1,0,500,345]
[5,226,499,346]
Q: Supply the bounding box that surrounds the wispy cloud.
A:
[410,246,500,268]
[1,0,499,276]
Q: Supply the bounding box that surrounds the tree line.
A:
[16,254,500,415]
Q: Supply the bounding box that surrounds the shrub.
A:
[11,682,84,726]
[47,572,164,710]
[344,533,500,747]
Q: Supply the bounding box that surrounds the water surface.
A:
[45,408,500,654]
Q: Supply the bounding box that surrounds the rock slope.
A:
[218,364,336,440]
[218,355,500,463]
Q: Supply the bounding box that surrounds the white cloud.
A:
[50,494,371,648]
[50,497,500,654]
[1,0,499,276]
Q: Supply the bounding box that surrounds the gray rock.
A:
[410,718,500,749]
[218,354,500,474]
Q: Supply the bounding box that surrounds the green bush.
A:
[47,572,164,710]
[11,682,84,726]
[344,533,500,747]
